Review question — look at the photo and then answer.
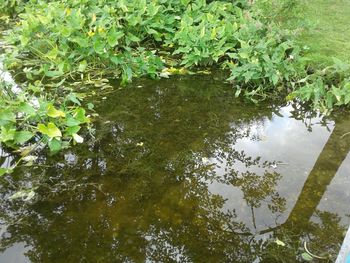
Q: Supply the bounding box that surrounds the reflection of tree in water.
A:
[0,76,349,262]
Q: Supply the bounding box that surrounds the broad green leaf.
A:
[0,110,16,123]
[345,92,350,105]
[271,74,279,86]
[70,37,89,47]
[127,33,141,42]
[110,56,121,65]
[67,94,81,105]
[107,27,124,47]
[65,125,81,136]
[60,26,72,37]
[333,57,350,72]
[14,131,34,144]
[18,102,36,116]
[74,108,89,123]
[0,167,13,177]
[37,124,48,135]
[38,122,62,138]
[78,60,88,72]
[93,39,105,54]
[47,123,62,138]
[48,138,62,152]
[87,103,94,110]
[0,168,6,177]
[44,70,64,78]
[0,126,16,142]
[66,116,81,126]
[239,52,250,59]
[46,47,58,60]
[47,105,66,118]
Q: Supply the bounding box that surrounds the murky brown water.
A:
[1,75,350,262]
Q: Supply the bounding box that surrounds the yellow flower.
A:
[87,30,95,37]
[65,8,71,16]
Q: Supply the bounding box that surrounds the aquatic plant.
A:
[3,0,300,88]
[288,59,350,113]
[0,77,92,175]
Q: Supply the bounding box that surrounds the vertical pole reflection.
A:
[284,117,350,230]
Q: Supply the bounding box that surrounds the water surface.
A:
[1,75,350,262]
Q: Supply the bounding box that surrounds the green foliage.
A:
[0,78,91,156]
[0,0,26,16]
[4,0,178,83]
[287,59,350,113]
[226,25,301,94]
[4,0,301,89]
[171,1,240,66]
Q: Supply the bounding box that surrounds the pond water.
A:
[0,75,350,262]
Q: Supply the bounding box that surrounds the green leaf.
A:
[271,74,279,86]
[18,102,36,116]
[78,60,88,72]
[0,167,13,177]
[93,39,105,54]
[344,92,350,105]
[60,26,72,37]
[239,52,250,59]
[87,103,94,110]
[0,126,16,142]
[107,27,124,47]
[0,110,16,123]
[14,131,34,144]
[0,168,6,177]
[332,57,350,72]
[65,125,81,136]
[301,252,313,261]
[48,138,62,152]
[38,122,62,138]
[74,108,89,123]
[66,94,81,105]
[47,105,66,118]
[44,69,64,78]
[66,116,81,127]
[127,33,141,42]
[70,37,89,47]
[46,47,58,60]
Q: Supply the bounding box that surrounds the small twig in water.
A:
[340,132,350,139]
